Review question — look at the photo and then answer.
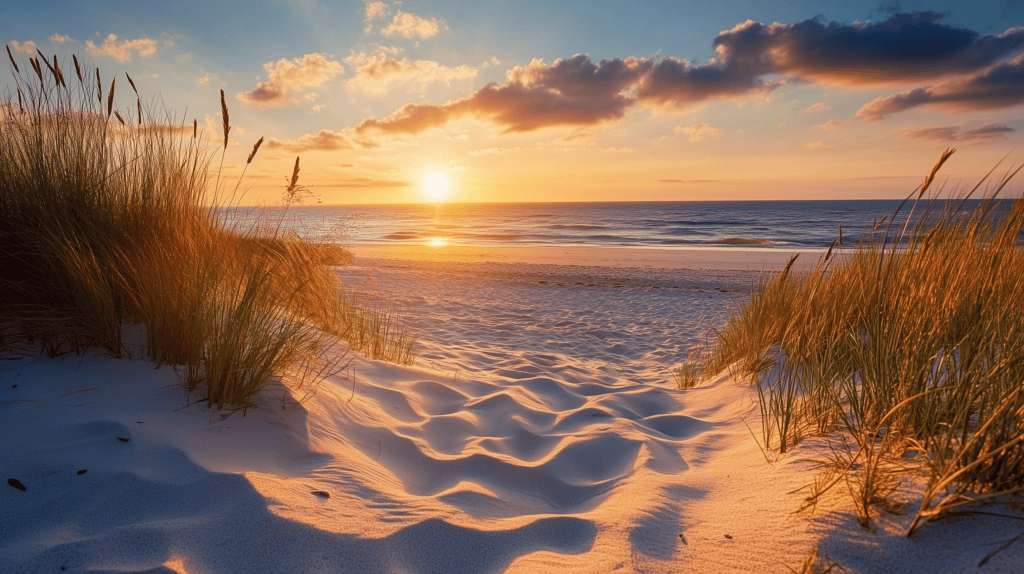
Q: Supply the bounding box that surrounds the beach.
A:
[2,245,1022,573]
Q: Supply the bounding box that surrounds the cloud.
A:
[355,54,652,135]
[382,11,445,39]
[712,12,1024,85]
[874,0,903,14]
[353,53,781,137]
[558,132,592,142]
[50,34,72,44]
[8,40,37,54]
[237,53,344,107]
[674,122,722,142]
[195,73,213,86]
[636,56,778,108]
[345,50,477,93]
[805,102,828,112]
[351,13,1024,139]
[902,123,1015,144]
[820,119,844,130]
[364,1,390,32]
[857,55,1024,121]
[85,34,157,63]
[266,130,353,153]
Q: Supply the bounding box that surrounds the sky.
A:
[4,0,1024,204]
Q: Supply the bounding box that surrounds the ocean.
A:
[224,199,1018,251]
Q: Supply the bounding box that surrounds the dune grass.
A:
[1,49,413,410]
[686,150,1024,535]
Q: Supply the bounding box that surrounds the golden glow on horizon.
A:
[422,172,452,202]
[427,237,448,247]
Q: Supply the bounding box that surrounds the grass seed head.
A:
[52,55,64,87]
[286,157,300,197]
[247,137,264,165]
[6,45,19,73]
[31,57,43,83]
[921,148,955,198]
[220,89,230,149]
[106,77,116,119]
[36,49,55,75]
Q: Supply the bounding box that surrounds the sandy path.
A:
[2,247,1021,573]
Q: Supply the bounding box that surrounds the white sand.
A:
[2,246,1021,573]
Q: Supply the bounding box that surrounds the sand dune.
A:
[2,248,1021,573]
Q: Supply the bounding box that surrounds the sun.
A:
[422,172,452,202]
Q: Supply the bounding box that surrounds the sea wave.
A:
[718,238,779,245]
[550,224,609,230]
[658,237,782,246]
[230,200,1016,252]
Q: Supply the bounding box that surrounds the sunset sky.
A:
[4,0,1024,204]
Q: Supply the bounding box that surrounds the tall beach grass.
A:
[689,150,1024,535]
[1,49,413,410]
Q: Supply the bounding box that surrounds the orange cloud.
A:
[50,34,72,44]
[382,11,445,39]
[364,1,390,33]
[8,40,37,54]
[345,50,477,93]
[266,130,353,153]
[674,122,722,142]
[237,53,343,107]
[85,34,157,63]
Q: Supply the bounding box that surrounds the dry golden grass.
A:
[689,150,1024,534]
[1,49,413,410]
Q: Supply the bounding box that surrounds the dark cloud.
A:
[357,55,653,135]
[637,56,777,108]
[902,123,1015,144]
[712,12,1024,84]
[857,55,1024,120]
[875,1,902,15]
[349,13,1024,138]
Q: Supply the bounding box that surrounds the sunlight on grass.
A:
[0,49,414,410]
[684,149,1024,534]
